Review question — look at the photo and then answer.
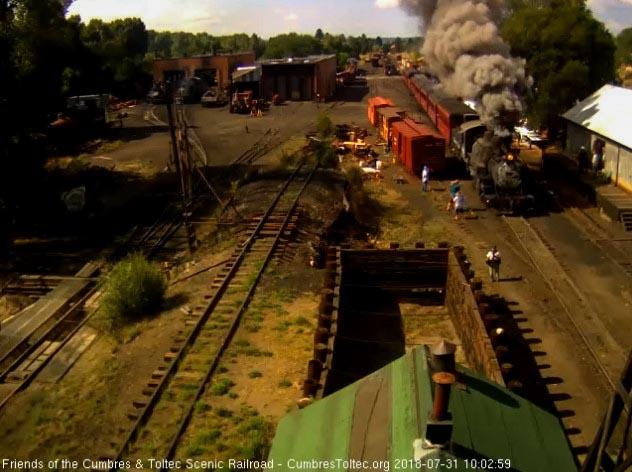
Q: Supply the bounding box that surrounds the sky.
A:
[67,0,631,37]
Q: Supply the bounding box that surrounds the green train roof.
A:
[268,347,576,472]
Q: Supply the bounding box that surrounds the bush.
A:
[314,139,338,168]
[316,112,334,138]
[99,253,167,328]
[345,165,364,190]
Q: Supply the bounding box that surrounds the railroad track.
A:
[0,262,101,410]
[102,162,316,469]
[564,207,632,278]
[501,215,626,397]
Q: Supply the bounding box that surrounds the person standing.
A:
[486,246,502,282]
[422,165,429,192]
[453,191,464,220]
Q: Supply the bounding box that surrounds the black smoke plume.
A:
[400,0,532,134]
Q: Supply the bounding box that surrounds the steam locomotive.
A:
[402,70,534,212]
[452,120,534,212]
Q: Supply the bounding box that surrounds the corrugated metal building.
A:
[562,85,632,193]
[260,55,337,101]
[232,65,261,96]
[269,346,576,472]
[152,53,255,90]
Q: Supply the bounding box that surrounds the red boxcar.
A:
[400,120,446,175]
[378,107,405,141]
[391,121,417,168]
[367,97,395,127]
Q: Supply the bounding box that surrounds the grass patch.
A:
[278,378,292,388]
[245,324,260,333]
[216,407,233,418]
[211,378,235,396]
[274,320,292,331]
[217,365,229,374]
[235,346,274,357]
[248,371,263,379]
[293,316,311,327]
[274,289,295,303]
[194,401,211,414]
[237,417,274,460]
[197,429,222,443]
[234,339,250,347]
[185,444,206,456]
[228,392,239,399]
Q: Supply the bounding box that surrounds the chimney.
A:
[428,339,456,375]
[423,371,455,448]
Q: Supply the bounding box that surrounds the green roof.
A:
[268,347,576,472]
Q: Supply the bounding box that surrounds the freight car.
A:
[452,120,534,213]
[401,71,478,144]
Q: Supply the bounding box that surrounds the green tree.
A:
[374,36,383,47]
[502,4,615,136]
[616,27,632,66]
[81,18,150,97]
[264,33,322,58]
[315,28,324,42]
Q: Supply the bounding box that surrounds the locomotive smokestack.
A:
[399,0,532,134]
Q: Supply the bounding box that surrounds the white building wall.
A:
[565,120,632,193]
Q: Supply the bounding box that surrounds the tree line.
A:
[1,0,631,204]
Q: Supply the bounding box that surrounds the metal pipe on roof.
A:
[432,371,456,421]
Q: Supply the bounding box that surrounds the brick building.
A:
[259,55,337,101]
[151,53,255,90]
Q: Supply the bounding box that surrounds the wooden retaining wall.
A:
[447,248,504,385]
[301,244,505,404]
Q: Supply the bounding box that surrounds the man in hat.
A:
[486,246,502,282]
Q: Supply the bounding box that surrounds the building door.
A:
[301,77,311,100]
[290,75,300,101]
[276,75,287,100]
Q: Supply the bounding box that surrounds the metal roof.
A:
[269,346,576,472]
[259,54,336,66]
[562,84,632,151]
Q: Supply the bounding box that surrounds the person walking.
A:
[422,165,429,192]
[453,191,464,220]
[486,246,502,282]
[447,180,461,211]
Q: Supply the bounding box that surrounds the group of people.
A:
[419,167,502,281]
[421,167,465,220]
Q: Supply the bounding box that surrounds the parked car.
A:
[200,89,227,107]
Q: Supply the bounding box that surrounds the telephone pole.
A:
[166,85,197,253]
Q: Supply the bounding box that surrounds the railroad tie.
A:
[151,370,166,380]
[164,352,177,362]
[132,399,148,408]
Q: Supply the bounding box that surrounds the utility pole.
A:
[166,84,197,253]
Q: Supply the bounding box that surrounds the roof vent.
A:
[427,339,456,375]
[420,371,455,451]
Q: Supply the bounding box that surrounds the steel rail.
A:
[109,162,316,469]
[159,163,317,467]
[502,215,624,403]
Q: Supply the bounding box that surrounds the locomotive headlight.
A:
[507,153,515,161]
